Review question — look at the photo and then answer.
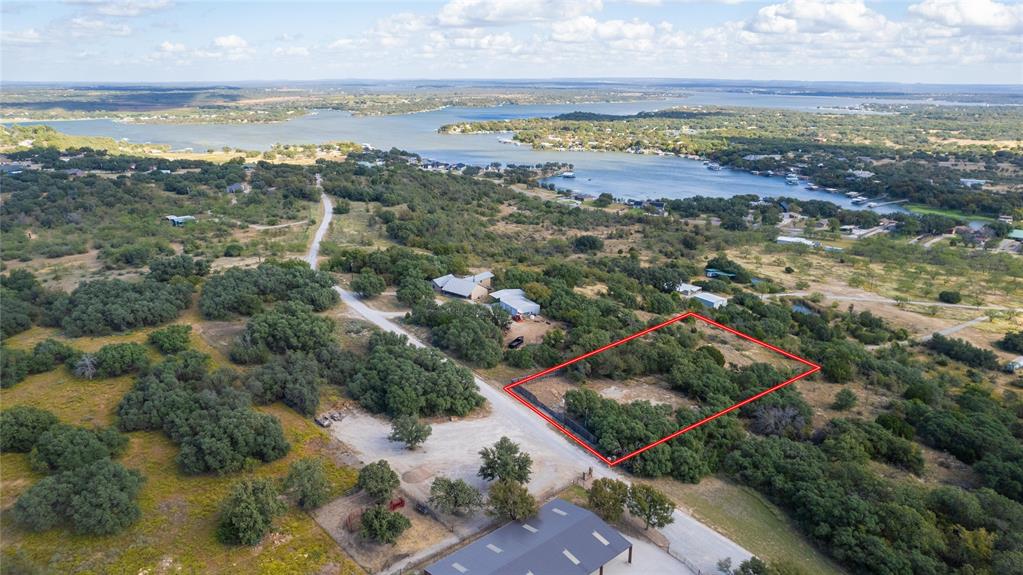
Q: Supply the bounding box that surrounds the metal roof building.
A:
[490,288,541,317]
[424,499,632,575]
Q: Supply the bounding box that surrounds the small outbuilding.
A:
[424,499,633,575]
[675,282,702,296]
[776,235,819,248]
[693,292,729,309]
[1006,356,1023,373]
[490,288,541,317]
[164,215,196,227]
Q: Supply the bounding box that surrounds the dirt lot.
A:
[328,410,584,539]
[312,490,455,575]
[521,374,693,412]
[503,316,560,346]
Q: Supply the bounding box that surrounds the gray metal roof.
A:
[425,499,631,575]
[441,277,481,298]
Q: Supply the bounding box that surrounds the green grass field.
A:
[905,203,998,223]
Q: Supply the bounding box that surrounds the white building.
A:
[692,292,729,309]
[490,288,541,316]
[675,283,703,296]
[776,236,819,248]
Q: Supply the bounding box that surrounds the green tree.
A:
[148,325,192,354]
[832,388,858,411]
[487,479,537,521]
[216,478,286,546]
[93,343,150,377]
[351,270,386,298]
[429,476,484,516]
[938,290,962,304]
[360,505,411,544]
[478,436,532,484]
[0,406,59,453]
[588,478,630,522]
[573,235,605,253]
[358,460,400,504]
[29,424,126,475]
[284,457,330,511]
[388,415,432,450]
[396,277,434,307]
[627,484,675,530]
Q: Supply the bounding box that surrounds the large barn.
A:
[424,499,633,575]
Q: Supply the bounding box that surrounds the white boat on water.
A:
[561,171,576,178]
[707,162,722,171]
[785,174,800,185]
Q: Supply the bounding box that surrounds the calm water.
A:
[12,91,932,213]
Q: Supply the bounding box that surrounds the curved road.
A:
[308,192,754,574]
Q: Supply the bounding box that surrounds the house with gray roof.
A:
[424,499,632,575]
[432,271,492,301]
[490,288,540,317]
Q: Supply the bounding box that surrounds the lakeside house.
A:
[490,288,541,317]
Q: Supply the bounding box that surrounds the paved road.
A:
[310,194,753,574]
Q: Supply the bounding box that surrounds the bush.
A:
[1,347,30,388]
[26,339,78,374]
[351,270,386,298]
[223,243,244,257]
[284,457,330,511]
[0,406,60,452]
[938,290,962,304]
[239,301,335,355]
[573,235,605,253]
[93,343,150,378]
[199,262,337,320]
[832,388,858,411]
[360,505,411,544]
[926,333,999,370]
[997,331,1023,354]
[358,460,399,504]
[395,277,434,307]
[29,424,127,475]
[244,352,323,416]
[148,325,192,354]
[216,478,286,545]
[60,279,192,336]
[148,254,210,282]
[13,459,144,535]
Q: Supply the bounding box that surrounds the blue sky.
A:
[2,0,1021,83]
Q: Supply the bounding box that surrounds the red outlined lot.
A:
[503,311,820,467]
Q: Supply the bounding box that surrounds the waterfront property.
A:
[423,499,633,575]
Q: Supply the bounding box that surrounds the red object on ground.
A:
[504,311,821,467]
[388,497,406,511]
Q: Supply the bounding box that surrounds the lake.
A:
[11,90,937,213]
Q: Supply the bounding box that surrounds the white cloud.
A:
[67,0,173,17]
[909,0,1022,33]
[2,27,45,45]
[747,0,889,34]
[213,34,248,50]
[437,0,602,27]
[272,46,310,57]
[327,38,355,50]
[69,16,132,36]
[158,40,184,52]
[551,16,656,43]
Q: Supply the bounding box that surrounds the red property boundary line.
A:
[503,311,821,467]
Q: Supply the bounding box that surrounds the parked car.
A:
[508,336,525,349]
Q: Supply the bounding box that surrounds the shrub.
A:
[360,505,411,544]
[29,424,127,475]
[351,270,386,298]
[148,254,210,282]
[0,406,59,452]
[573,235,605,253]
[284,457,330,511]
[13,459,144,535]
[94,343,150,378]
[239,301,335,355]
[938,290,962,304]
[832,388,858,411]
[148,325,192,354]
[216,478,286,545]
[61,279,192,336]
[487,479,537,521]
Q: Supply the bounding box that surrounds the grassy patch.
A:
[646,475,847,575]
[905,204,997,223]
[0,318,363,574]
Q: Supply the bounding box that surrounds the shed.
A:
[1009,229,1023,242]
[1006,357,1023,373]
[693,292,729,309]
[675,283,702,296]
[164,215,196,227]
[490,288,540,317]
[226,182,249,193]
[424,499,632,575]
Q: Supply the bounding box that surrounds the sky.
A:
[1,0,1021,84]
